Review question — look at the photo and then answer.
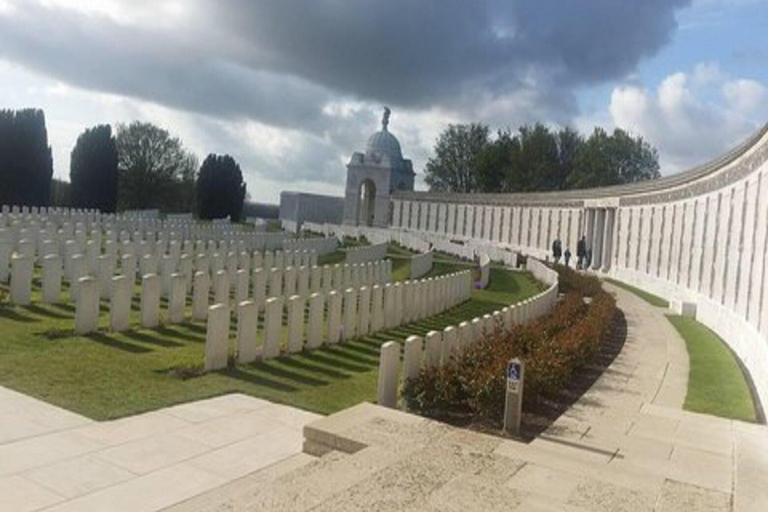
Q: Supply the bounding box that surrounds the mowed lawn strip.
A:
[667,315,757,422]
[604,278,669,308]
[0,260,540,420]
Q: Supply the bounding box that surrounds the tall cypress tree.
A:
[0,109,53,206]
[70,125,118,212]
[196,154,247,222]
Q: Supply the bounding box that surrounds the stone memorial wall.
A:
[390,124,768,406]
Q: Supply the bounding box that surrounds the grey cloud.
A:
[0,0,691,192]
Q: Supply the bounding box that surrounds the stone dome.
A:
[366,129,402,161]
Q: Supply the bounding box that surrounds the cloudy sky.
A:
[1,0,766,203]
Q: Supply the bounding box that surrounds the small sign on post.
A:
[503,358,524,436]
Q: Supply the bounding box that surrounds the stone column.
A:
[591,208,605,270]
[237,300,258,364]
[75,277,100,334]
[306,292,325,349]
[601,208,615,272]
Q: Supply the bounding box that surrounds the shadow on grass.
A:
[0,307,39,323]
[222,367,298,392]
[22,304,71,320]
[51,302,76,313]
[250,360,329,387]
[84,332,153,354]
[279,356,351,380]
[122,329,185,348]
[156,325,205,344]
[302,350,373,373]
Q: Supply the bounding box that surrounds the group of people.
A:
[551,236,592,269]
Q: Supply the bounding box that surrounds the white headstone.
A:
[204,304,230,371]
[378,341,400,408]
[41,254,62,304]
[262,297,283,359]
[75,277,99,334]
[140,274,161,328]
[10,254,33,305]
[287,295,305,353]
[236,300,258,364]
[307,292,324,349]
[110,275,132,332]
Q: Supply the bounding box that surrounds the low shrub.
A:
[404,289,617,424]
[551,263,602,297]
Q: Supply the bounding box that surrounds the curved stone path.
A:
[167,284,768,512]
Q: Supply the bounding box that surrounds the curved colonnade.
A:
[391,124,768,408]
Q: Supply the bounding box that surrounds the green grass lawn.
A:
[604,278,669,308]
[667,315,757,422]
[0,261,541,420]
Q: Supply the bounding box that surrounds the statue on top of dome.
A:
[382,106,391,132]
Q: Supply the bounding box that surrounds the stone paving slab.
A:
[0,391,319,512]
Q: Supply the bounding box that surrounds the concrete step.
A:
[160,452,319,512]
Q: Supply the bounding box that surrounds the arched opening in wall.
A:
[358,179,376,227]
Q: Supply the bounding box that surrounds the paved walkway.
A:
[0,388,318,512]
[168,285,768,511]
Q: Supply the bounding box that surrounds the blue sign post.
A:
[503,358,524,436]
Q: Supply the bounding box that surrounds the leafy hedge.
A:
[404,279,616,423]
[551,263,603,297]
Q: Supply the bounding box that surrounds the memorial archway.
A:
[358,179,376,227]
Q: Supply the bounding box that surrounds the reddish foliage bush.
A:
[552,263,602,297]
[404,289,617,423]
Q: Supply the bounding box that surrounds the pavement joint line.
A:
[537,435,618,458]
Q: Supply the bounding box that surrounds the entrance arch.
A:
[358,179,376,227]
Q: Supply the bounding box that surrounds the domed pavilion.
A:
[342,107,415,227]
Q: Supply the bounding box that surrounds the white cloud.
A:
[603,63,767,174]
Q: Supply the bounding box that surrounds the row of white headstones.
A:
[204,269,474,370]
[377,276,560,407]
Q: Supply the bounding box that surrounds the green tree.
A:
[70,125,118,212]
[0,109,53,207]
[568,128,660,189]
[424,123,489,193]
[196,154,247,221]
[115,122,197,211]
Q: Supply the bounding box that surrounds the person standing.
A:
[564,248,571,267]
[576,236,586,269]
